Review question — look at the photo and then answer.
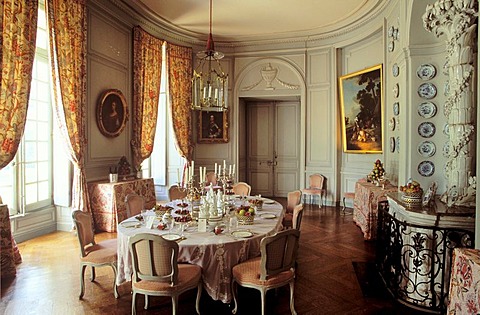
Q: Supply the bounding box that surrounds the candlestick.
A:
[215,163,218,175]
[229,165,232,176]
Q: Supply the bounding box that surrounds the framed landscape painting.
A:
[339,64,383,153]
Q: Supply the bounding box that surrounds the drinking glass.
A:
[229,216,238,233]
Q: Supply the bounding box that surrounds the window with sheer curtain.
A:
[0,1,55,216]
[142,43,184,190]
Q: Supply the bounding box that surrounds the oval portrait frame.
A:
[96,89,128,138]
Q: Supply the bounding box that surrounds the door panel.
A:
[247,101,300,197]
[274,102,300,196]
[247,103,274,196]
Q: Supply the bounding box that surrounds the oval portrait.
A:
[96,89,128,137]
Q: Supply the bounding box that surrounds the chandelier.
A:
[191,0,228,112]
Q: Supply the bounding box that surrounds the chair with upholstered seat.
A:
[292,204,304,231]
[342,192,355,214]
[232,182,251,196]
[231,229,300,315]
[125,193,145,217]
[301,174,326,208]
[282,190,302,229]
[72,210,119,299]
[205,171,218,186]
[129,233,202,315]
[168,184,188,201]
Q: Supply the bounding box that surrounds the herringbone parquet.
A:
[1,200,425,314]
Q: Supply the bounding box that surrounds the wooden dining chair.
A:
[292,204,304,231]
[232,182,251,196]
[231,229,300,315]
[283,190,302,229]
[125,193,145,217]
[205,171,218,186]
[168,184,188,201]
[301,174,326,208]
[72,210,119,299]
[129,233,202,315]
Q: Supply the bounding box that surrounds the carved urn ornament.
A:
[423,0,478,207]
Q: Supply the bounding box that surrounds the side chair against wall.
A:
[282,190,302,229]
[232,182,252,196]
[71,210,119,299]
[301,174,326,208]
[231,229,300,315]
[125,193,145,217]
[168,184,188,201]
[129,233,202,315]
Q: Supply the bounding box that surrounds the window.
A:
[142,43,184,190]
[0,2,53,215]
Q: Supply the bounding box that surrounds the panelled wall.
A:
[16,0,475,244]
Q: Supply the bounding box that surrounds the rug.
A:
[352,261,388,298]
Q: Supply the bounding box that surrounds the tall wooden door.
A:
[247,101,300,197]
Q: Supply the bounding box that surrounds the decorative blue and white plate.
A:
[417,141,436,157]
[417,101,437,119]
[418,161,435,177]
[418,122,436,138]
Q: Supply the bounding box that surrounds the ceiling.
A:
[126,0,382,42]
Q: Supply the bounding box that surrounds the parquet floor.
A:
[1,200,425,315]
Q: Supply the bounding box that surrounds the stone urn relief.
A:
[261,63,278,90]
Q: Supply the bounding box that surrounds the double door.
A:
[246,101,300,197]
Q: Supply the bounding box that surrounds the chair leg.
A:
[172,295,178,315]
[79,265,87,299]
[231,280,238,314]
[260,288,267,315]
[195,282,202,314]
[144,294,149,309]
[342,197,346,214]
[111,264,119,299]
[132,291,137,315]
[289,281,297,315]
[90,266,96,282]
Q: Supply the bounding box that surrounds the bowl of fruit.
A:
[235,205,255,225]
[400,180,423,204]
[248,198,264,210]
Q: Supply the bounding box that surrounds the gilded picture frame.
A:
[198,110,229,143]
[96,89,128,138]
[339,64,383,153]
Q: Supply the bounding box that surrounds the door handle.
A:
[266,160,273,166]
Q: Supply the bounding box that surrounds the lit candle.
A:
[223,160,226,171]
[191,161,194,179]
[177,168,180,184]
[215,163,217,175]
[229,165,232,176]
[203,167,207,182]
[218,165,222,176]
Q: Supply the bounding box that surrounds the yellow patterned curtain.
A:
[131,26,164,170]
[46,0,90,212]
[0,0,38,168]
[167,43,193,161]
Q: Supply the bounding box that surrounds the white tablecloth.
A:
[116,199,284,303]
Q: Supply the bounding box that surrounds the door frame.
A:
[233,58,306,192]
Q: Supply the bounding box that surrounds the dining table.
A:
[116,197,285,303]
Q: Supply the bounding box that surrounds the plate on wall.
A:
[417,101,437,119]
[416,64,436,80]
[418,122,436,138]
[393,83,399,98]
[389,117,396,131]
[392,64,399,77]
[393,102,399,116]
[418,161,435,177]
[418,82,437,99]
[417,141,436,157]
[388,41,395,52]
[390,137,396,153]
[396,136,400,153]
